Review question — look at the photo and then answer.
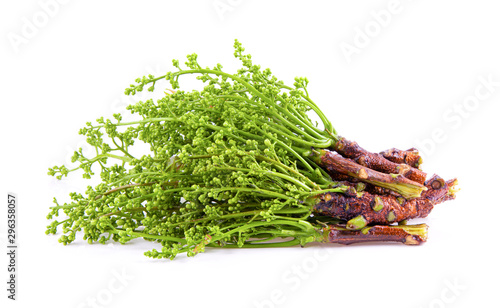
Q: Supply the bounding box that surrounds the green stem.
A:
[221,95,325,143]
[211,238,302,248]
[69,153,133,172]
[109,229,187,245]
[213,166,313,191]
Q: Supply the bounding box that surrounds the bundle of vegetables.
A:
[46,40,457,259]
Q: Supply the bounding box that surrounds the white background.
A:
[1,1,500,307]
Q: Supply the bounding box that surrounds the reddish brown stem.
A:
[313,175,457,227]
[324,224,428,245]
[327,170,358,182]
[333,178,403,198]
[380,147,422,168]
[315,149,426,199]
[332,137,426,184]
